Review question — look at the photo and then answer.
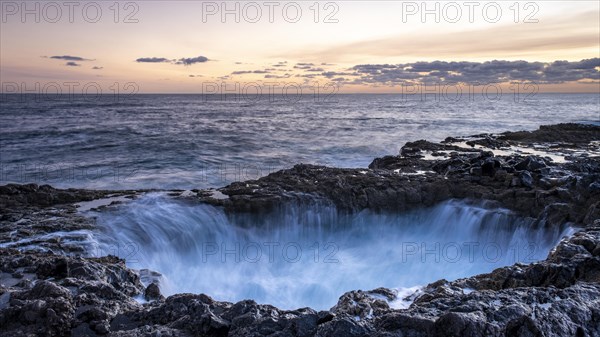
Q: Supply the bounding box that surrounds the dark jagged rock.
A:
[144,283,164,302]
[0,184,113,210]
[0,249,144,336]
[514,156,548,172]
[1,123,599,336]
[498,123,600,144]
[465,135,510,149]
[400,139,479,157]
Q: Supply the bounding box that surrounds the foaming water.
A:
[89,194,573,310]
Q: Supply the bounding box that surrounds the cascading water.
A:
[85,193,574,310]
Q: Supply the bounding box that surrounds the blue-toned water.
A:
[1,93,598,189]
[88,195,572,310]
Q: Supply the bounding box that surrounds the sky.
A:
[1,0,599,93]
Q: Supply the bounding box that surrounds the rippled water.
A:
[1,94,598,189]
[87,195,572,310]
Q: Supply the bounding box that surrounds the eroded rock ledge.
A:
[202,123,599,228]
[0,123,599,337]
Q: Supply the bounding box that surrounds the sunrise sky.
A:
[1,1,599,93]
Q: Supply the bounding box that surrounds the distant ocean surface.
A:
[1,93,598,190]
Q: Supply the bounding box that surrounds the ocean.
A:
[1,93,596,309]
[2,93,598,190]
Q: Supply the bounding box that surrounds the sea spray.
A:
[89,193,574,310]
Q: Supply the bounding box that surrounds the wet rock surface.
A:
[204,124,600,228]
[0,123,599,336]
[0,184,142,255]
[498,123,600,144]
[0,250,144,336]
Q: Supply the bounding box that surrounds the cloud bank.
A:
[49,55,92,61]
[349,58,600,85]
[136,57,171,63]
[136,55,210,65]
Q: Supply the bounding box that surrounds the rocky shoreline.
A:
[1,123,599,337]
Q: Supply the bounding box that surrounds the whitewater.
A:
[79,194,574,310]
